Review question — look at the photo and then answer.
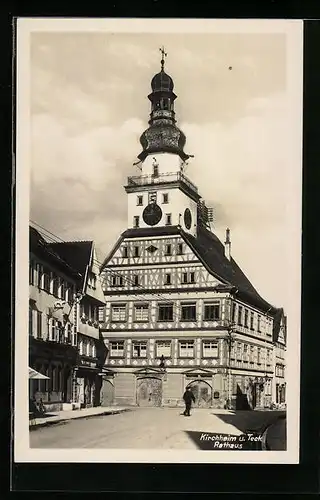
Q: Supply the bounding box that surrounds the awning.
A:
[29,367,50,380]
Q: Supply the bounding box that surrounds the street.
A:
[30,408,286,450]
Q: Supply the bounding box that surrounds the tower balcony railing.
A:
[126,171,198,193]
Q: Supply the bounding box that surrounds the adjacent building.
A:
[47,240,107,408]
[29,227,107,411]
[29,227,80,411]
[99,53,287,410]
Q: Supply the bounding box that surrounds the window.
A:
[65,323,72,343]
[237,342,242,359]
[133,246,140,257]
[59,279,65,300]
[52,273,59,297]
[134,304,149,322]
[110,341,125,357]
[162,193,169,204]
[244,309,248,328]
[29,306,33,336]
[250,311,254,330]
[137,195,143,206]
[249,345,254,363]
[257,348,261,364]
[29,260,35,285]
[111,275,124,287]
[231,302,236,323]
[158,303,174,321]
[133,216,140,228]
[266,349,271,364]
[88,271,97,289]
[177,243,184,255]
[36,311,42,339]
[181,303,196,322]
[182,272,195,284]
[111,303,127,322]
[153,163,159,177]
[37,264,43,288]
[257,315,261,332]
[165,214,172,225]
[237,305,243,326]
[92,343,96,358]
[204,302,220,321]
[164,273,171,285]
[202,341,218,358]
[48,318,57,341]
[133,274,140,287]
[132,341,147,358]
[243,344,248,362]
[122,246,128,258]
[164,244,172,256]
[43,268,50,292]
[179,341,194,358]
[156,341,171,358]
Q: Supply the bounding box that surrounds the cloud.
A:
[29,32,294,311]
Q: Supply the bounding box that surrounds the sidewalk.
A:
[29,406,130,430]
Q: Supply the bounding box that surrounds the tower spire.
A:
[159,46,167,71]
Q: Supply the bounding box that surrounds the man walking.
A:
[183,386,196,416]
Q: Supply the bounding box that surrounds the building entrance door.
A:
[187,379,212,408]
[137,377,162,407]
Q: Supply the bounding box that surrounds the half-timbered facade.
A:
[99,52,287,410]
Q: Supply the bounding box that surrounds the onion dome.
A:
[151,70,174,92]
[137,47,191,162]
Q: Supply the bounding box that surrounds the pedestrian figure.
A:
[183,387,195,416]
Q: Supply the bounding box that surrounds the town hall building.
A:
[99,50,287,410]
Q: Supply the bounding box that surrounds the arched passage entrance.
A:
[137,377,162,407]
[187,379,212,408]
[101,378,114,407]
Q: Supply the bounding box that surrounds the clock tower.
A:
[125,48,200,238]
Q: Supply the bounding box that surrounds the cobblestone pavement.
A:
[30,407,244,449]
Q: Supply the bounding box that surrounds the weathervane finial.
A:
[159,46,167,71]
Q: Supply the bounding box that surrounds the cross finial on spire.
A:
[159,46,167,71]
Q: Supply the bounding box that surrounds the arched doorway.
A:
[101,378,114,407]
[137,377,162,407]
[187,379,212,408]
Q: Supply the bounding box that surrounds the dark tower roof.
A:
[137,48,191,162]
[151,70,174,92]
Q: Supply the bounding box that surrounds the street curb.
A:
[29,408,131,431]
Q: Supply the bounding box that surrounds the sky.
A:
[29,29,300,312]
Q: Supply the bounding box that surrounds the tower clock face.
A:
[142,203,162,226]
[184,208,192,230]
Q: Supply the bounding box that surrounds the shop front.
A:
[74,359,101,408]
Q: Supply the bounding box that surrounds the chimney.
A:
[224,227,231,261]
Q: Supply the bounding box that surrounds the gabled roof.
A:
[47,241,93,288]
[182,225,277,313]
[30,226,81,280]
[100,224,279,314]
